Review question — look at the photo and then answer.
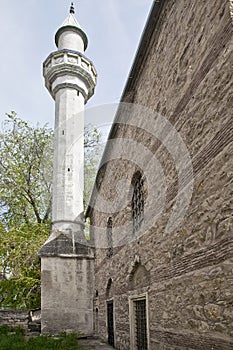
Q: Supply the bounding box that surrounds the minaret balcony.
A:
[43,49,97,101]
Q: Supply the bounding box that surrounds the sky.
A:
[0,0,153,128]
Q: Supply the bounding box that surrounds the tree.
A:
[0,112,53,227]
[0,223,48,309]
[0,112,102,309]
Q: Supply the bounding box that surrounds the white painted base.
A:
[41,256,94,335]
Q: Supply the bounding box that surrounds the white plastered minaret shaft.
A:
[52,80,85,236]
[39,3,97,335]
[44,3,96,238]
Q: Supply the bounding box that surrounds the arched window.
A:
[132,174,144,233]
[106,217,113,258]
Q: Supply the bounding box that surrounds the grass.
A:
[0,325,84,350]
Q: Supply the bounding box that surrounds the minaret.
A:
[39,3,97,335]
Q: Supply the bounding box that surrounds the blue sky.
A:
[0,0,153,128]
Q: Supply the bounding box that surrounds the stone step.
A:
[28,321,41,333]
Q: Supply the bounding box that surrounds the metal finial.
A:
[70,2,75,14]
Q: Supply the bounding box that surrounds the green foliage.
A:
[0,112,53,309]
[27,333,79,350]
[0,325,25,335]
[0,326,82,350]
[0,223,49,309]
[0,112,53,227]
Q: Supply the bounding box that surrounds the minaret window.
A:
[106,217,113,258]
[132,174,144,233]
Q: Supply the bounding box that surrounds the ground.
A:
[79,338,114,350]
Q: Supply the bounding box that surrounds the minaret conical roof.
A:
[61,12,81,28]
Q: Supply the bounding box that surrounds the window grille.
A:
[106,217,113,258]
[132,175,144,233]
[134,299,148,350]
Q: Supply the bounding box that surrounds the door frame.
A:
[129,292,150,350]
[106,298,115,348]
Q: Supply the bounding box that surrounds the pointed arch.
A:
[129,262,150,290]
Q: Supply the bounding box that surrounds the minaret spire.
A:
[54,1,88,52]
[70,2,75,14]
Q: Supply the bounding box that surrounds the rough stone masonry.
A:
[89,0,233,349]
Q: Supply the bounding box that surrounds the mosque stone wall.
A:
[91,0,233,349]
